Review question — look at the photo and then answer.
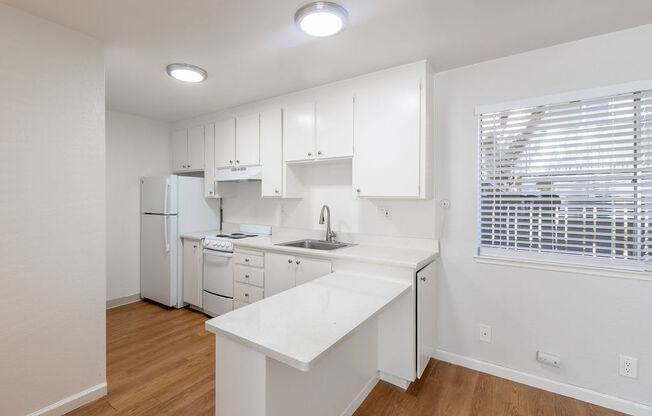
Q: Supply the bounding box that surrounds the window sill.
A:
[473,255,652,283]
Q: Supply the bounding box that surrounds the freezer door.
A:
[141,214,178,306]
[141,175,178,214]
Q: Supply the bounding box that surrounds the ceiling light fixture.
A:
[166,63,207,83]
[294,2,348,37]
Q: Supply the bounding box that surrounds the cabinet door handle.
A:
[209,191,213,195]
[188,164,191,168]
[229,160,233,164]
[288,259,293,263]
[356,188,361,193]
[236,160,240,164]
[275,189,280,194]
[317,151,322,155]
[295,260,301,265]
[193,245,197,248]
[245,258,249,262]
[244,293,249,297]
[420,277,426,282]
[245,274,250,278]
[307,152,312,157]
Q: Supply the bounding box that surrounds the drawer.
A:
[234,265,264,288]
[234,251,264,268]
[234,282,264,303]
[233,300,249,310]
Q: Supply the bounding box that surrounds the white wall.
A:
[0,4,106,415]
[434,23,652,409]
[106,111,171,302]
[219,161,435,239]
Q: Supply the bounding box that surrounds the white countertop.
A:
[233,235,437,270]
[180,230,221,240]
[205,272,411,371]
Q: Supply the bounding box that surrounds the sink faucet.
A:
[319,205,337,243]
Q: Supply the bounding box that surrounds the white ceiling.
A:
[4,0,652,121]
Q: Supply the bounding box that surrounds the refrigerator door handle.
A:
[164,179,170,214]
[164,216,170,252]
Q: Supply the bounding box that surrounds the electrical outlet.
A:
[378,206,392,219]
[440,199,451,209]
[620,355,638,378]
[537,351,561,368]
[479,324,492,343]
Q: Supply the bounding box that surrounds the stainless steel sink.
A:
[276,239,354,251]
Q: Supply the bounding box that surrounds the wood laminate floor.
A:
[67,301,626,416]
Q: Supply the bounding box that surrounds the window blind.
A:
[478,89,652,271]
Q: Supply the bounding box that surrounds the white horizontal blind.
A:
[478,89,652,270]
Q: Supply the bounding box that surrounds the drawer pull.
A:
[295,260,301,265]
[244,293,249,297]
[245,274,250,278]
[288,259,293,263]
[245,258,249,262]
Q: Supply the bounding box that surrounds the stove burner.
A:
[214,233,254,239]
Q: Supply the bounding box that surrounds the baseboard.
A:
[27,381,107,416]
[379,371,410,390]
[341,374,379,416]
[434,349,652,416]
[106,293,141,309]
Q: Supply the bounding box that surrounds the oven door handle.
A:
[203,249,233,258]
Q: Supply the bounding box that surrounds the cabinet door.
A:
[215,118,236,168]
[353,71,421,197]
[182,240,202,307]
[260,108,283,197]
[283,101,315,162]
[235,113,260,166]
[264,252,296,297]
[316,93,353,159]
[295,257,332,286]
[417,261,436,378]
[187,125,205,170]
[203,123,218,198]
[172,129,188,171]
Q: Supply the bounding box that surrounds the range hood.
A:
[215,165,262,182]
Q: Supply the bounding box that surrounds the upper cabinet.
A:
[283,94,354,163]
[235,114,260,166]
[283,101,315,162]
[214,118,236,168]
[214,115,260,168]
[172,126,205,172]
[353,62,432,199]
[204,123,220,198]
[260,108,283,198]
[316,93,354,160]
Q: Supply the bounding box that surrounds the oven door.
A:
[203,249,233,297]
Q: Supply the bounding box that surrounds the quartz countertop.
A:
[232,235,438,270]
[180,230,221,241]
[205,271,410,371]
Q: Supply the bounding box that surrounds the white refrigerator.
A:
[140,175,220,308]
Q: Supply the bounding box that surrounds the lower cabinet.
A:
[182,238,203,307]
[265,252,332,297]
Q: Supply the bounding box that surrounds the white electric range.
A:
[202,224,271,316]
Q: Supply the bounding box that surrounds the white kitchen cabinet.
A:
[265,252,332,297]
[235,113,260,166]
[173,126,205,172]
[182,239,203,308]
[203,123,219,198]
[214,118,236,168]
[353,62,432,199]
[283,101,315,162]
[260,108,283,198]
[315,93,354,160]
[416,261,436,378]
[187,125,205,170]
[295,256,333,286]
[172,129,188,171]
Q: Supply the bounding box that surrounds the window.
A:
[478,86,651,271]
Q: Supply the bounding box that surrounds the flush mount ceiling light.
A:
[295,1,348,37]
[166,63,207,83]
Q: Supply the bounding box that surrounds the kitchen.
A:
[2,1,652,416]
